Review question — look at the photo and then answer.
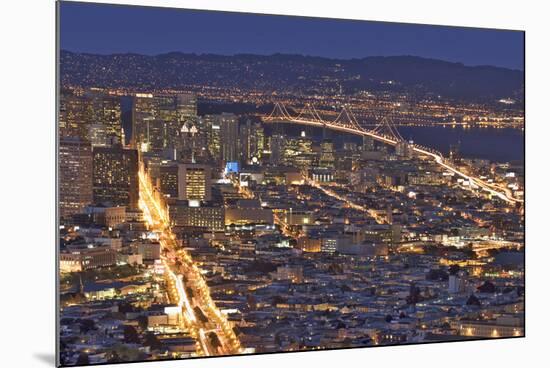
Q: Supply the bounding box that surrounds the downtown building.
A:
[59,90,122,146]
[168,202,225,232]
[159,162,179,198]
[225,199,274,226]
[132,92,198,156]
[147,159,213,204]
[282,135,315,170]
[59,137,93,217]
[177,163,212,203]
[269,133,285,165]
[319,139,336,169]
[204,114,222,162]
[60,245,118,272]
[218,113,240,163]
[240,119,265,165]
[92,144,139,209]
[164,161,221,231]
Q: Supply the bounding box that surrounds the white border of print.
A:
[1,1,547,368]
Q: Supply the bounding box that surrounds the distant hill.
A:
[60,50,524,102]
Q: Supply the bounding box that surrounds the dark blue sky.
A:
[59,1,524,70]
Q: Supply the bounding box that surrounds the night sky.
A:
[59,1,524,70]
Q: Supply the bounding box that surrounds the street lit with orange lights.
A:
[306,178,387,224]
[139,166,242,357]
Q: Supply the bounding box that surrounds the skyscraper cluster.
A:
[59,89,135,217]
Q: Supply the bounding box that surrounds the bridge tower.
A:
[370,115,406,143]
[332,104,366,133]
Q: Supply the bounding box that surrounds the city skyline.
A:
[57,2,524,366]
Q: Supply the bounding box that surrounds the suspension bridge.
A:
[263,102,522,205]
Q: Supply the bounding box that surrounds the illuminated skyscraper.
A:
[283,136,313,170]
[240,119,264,164]
[59,93,93,140]
[218,113,239,163]
[94,94,122,145]
[178,163,212,203]
[269,134,285,165]
[59,137,93,217]
[92,145,139,208]
[319,139,335,168]
[132,93,199,156]
[88,123,108,147]
[205,115,222,162]
[180,120,202,163]
[283,138,301,166]
[157,95,181,152]
[59,91,122,145]
[176,93,198,122]
[132,93,179,152]
[132,93,155,150]
[159,163,179,198]
[395,140,413,158]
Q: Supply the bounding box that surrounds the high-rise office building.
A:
[282,138,301,167]
[180,120,203,164]
[319,139,335,168]
[176,93,198,122]
[94,94,122,145]
[159,163,179,198]
[270,134,285,165]
[178,163,212,202]
[395,140,414,158]
[132,93,179,153]
[132,93,200,157]
[59,93,93,140]
[132,93,156,150]
[156,95,181,152]
[59,137,93,217]
[218,113,239,163]
[205,115,221,162]
[240,119,264,164]
[92,145,139,208]
[283,136,314,170]
[88,123,109,147]
[59,91,122,145]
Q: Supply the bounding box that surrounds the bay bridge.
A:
[263,102,522,205]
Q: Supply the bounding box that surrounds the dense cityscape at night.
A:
[57,2,524,366]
